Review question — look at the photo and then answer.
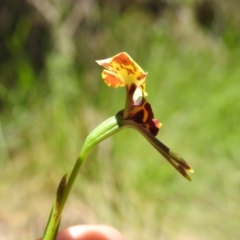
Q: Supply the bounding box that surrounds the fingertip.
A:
[57,225,125,240]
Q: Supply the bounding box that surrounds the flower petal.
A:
[128,99,161,136]
[102,70,125,88]
[96,52,148,95]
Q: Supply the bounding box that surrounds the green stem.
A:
[43,115,121,240]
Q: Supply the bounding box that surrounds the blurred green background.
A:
[1,0,240,239]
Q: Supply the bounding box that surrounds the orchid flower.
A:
[96,52,193,180]
[43,52,193,240]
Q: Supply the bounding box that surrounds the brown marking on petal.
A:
[115,53,132,67]
[139,121,159,136]
[132,109,144,123]
[128,83,137,95]
[148,120,160,136]
[124,67,134,75]
[137,72,147,81]
[143,101,154,120]
[114,53,137,75]
[127,97,160,136]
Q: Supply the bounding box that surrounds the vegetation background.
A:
[0,0,240,239]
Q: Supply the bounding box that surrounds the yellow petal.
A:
[96,52,147,94]
[96,58,113,69]
[102,70,125,88]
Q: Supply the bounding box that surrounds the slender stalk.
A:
[43,116,121,240]
[120,119,193,180]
